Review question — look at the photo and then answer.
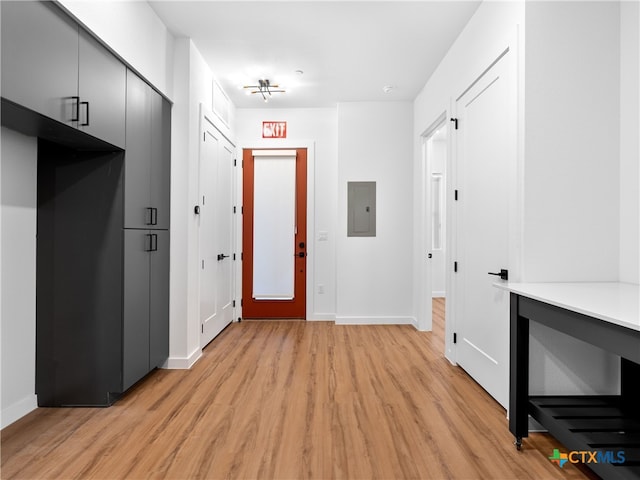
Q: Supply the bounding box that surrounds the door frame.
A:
[235,140,316,321]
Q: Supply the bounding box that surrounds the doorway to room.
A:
[242,148,307,319]
[425,121,448,300]
[421,115,448,347]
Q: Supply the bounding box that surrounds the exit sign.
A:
[262,121,287,138]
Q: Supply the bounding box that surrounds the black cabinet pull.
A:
[146,207,154,225]
[152,208,158,226]
[151,234,158,252]
[71,96,80,122]
[80,101,90,126]
[145,234,153,252]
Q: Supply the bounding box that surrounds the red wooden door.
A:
[242,148,307,318]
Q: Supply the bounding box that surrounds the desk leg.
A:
[509,293,529,450]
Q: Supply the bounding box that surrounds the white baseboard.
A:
[1,394,38,430]
[164,347,202,369]
[306,313,336,321]
[335,316,416,326]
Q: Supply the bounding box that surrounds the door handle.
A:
[488,269,508,281]
[297,252,306,258]
[217,254,229,261]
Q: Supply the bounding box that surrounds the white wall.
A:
[167,38,236,367]
[1,128,38,428]
[522,0,629,397]
[619,0,640,284]
[236,108,338,319]
[57,0,175,98]
[336,102,414,325]
[523,1,620,283]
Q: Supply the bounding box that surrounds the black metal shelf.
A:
[529,395,640,480]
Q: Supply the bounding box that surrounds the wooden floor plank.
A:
[1,299,597,479]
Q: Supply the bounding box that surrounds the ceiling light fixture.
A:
[243,79,285,103]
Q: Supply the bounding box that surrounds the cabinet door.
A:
[124,71,152,229]
[149,230,170,369]
[150,93,171,229]
[123,230,151,391]
[1,1,78,126]
[78,30,126,148]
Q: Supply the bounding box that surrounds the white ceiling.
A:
[149,1,482,109]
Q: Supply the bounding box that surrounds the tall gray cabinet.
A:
[123,71,171,391]
[1,1,171,406]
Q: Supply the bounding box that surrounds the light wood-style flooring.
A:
[2,299,596,479]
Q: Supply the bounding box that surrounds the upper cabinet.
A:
[77,30,126,148]
[1,1,79,127]
[1,1,126,149]
[125,71,171,230]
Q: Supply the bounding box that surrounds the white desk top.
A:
[496,282,640,332]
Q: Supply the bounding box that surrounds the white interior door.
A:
[454,52,511,408]
[200,121,234,347]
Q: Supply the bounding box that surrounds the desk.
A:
[503,283,640,480]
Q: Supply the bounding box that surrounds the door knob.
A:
[217,253,229,261]
[488,269,508,280]
[297,252,306,258]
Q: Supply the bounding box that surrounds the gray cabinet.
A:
[123,230,169,391]
[7,0,171,407]
[1,1,79,127]
[125,71,171,229]
[122,70,171,391]
[1,1,126,148]
[78,29,126,148]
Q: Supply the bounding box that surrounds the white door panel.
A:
[455,52,511,408]
[200,122,235,347]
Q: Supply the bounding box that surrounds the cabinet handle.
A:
[71,96,80,122]
[151,234,158,252]
[80,101,90,126]
[152,208,158,226]
[145,234,153,252]
[146,207,154,225]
